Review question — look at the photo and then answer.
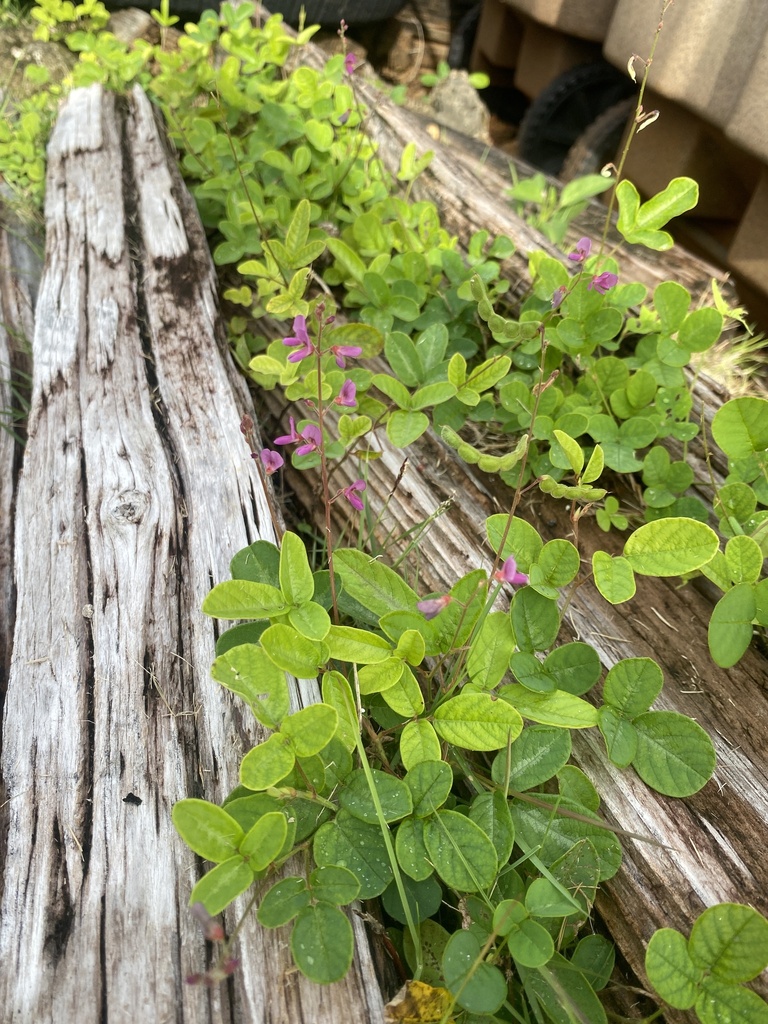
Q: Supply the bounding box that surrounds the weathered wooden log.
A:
[0,209,37,690]
[0,84,384,1024]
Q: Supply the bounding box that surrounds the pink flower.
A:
[493,556,529,587]
[335,380,357,407]
[190,902,225,943]
[329,343,362,369]
[274,416,300,446]
[588,272,618,294]
[551,286,567,310]
[344,52,356,76]
[341,479,366,511]
[258,449,284,475]
[282,315,315,363]
[417,595,453,620]
[568,237,592,263]
[295,424,322,456]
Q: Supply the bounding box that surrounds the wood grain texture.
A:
[0,84,384,1024]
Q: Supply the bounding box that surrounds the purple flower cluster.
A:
[562,237,618,299]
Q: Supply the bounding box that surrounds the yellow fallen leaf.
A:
[384,979,455,1024]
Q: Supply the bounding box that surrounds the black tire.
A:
[268,0,408,25]
[517,61,635,176]
[448,3,482,69]
[560,97,635,181]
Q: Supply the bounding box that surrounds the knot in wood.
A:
[109,489,149,525]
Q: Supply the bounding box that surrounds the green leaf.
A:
[522,951,608,1024]
[433,693,523,750]
[500,684,599,729]
[712,396,768,459]
[291,902,354,984]
[632,710,716,796]
[571,934,615,991]
[288,601,331,641]
[708,583,757,669]
[240,733,296,791]
[400,720,442,769]
[525,877,582,918]
[231,540,280,585]
[324,624,392,664]
[326,237,366,282]
[357,658,405,695]
[507,919,555,968]
[381,664,425,717]
[486,514,543,570]
[424,810,498,891]
[493,725,572,791]
[339,768,413,823]
[211,644,290,728]
[511,799,622,881]
[624,518,719,576]
[678,307,723,353]
[511,589,561,652]
[334,548,418,618]
[281,703,338,758]
[630,176,698,230]
[310,864,361,906]
[189,857,254,916]
[442,930,508,1014]
[279,531,314,606]
[469,790,515,865]
[381,874,442,925]
[553,429,584,476]
[689,903,768,982]
[466,611,516,689]
[396,817,433,881]
[598,707,638,768]
[654,281,691,333]
[257,877,310,927]
[240,811,288,871]
[259,623,329,677]
[321,671,359,753]
[387,409,429,446]
[592,551,636,603]
[202,579,288,619]
[696,977,768,1024]
[405,760,453,817]
[173,800,244,862]
[313,810,393,898]
[530,540,580,594]
[725,535,764,585]
[544,643,601,696]
[603,657,663,717]
[284,198,310,258]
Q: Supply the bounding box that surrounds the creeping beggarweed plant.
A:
[4,0,768,1016]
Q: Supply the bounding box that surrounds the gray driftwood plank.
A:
[0,84,384,1024]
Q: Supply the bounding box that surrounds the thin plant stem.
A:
[600,0,676,253]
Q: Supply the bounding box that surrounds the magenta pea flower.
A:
[342,479,366,511]
[589,272,619,294]
[282,315,316,363]
[493,556,529,588]
[568,237,592,263]
[417,594,453,620]
[335,379,357,407]
[551,286,567,310]
[344,52,356,76]
[295,424,322,456]
[274,416,301,445]
[258,448,284,475]
[329,343,363,369]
